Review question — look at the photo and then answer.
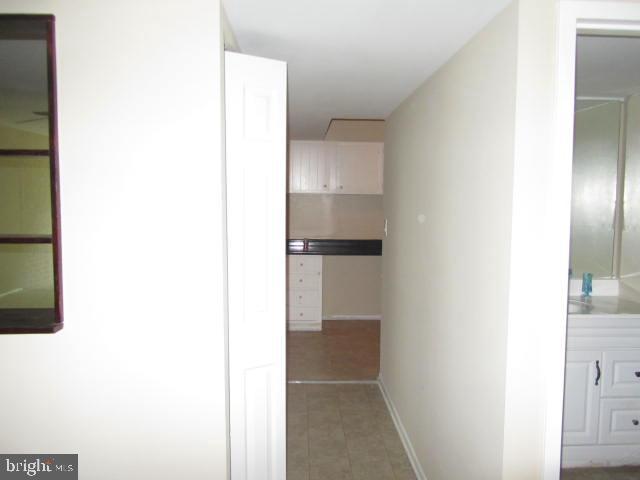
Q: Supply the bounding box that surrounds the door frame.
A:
[545,2,640,478]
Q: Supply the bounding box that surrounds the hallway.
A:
[287,383,416,480]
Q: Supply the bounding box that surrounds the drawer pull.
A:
[635,371,640,378]
[634,420,639,426]
[595,360,601,386]
[299,295,302,299]
[299,313,304,317]
[299,279,303,283]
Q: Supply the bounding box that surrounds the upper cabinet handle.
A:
[635,371,640,378]
[595,360,601,386]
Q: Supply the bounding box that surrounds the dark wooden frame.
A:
[0,15,63,334]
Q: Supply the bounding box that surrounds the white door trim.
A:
[545,3,640,479]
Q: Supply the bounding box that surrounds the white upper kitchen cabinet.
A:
[289,141,337,193]
[336,142,383,194]
[288,140,383,194]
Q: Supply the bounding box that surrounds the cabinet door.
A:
[288,141,303,192]
[563,350,602,445]
[288,141,336,193]
[336,142,383,194]
[602,350,640,397]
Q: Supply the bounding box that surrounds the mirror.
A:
[570,99,620,279]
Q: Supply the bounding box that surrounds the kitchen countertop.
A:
[287,239,382,255]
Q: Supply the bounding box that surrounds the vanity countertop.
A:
[569,295,640,315]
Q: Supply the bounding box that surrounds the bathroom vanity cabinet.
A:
[563,315,640,467]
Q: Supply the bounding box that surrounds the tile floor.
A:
[561,467,640,479]
[287,382,416,480]
[287,320,380,381]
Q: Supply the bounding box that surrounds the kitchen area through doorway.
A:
[286,119,384,382]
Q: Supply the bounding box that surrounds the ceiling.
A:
[224,0,511,139]
[576,35,640,98]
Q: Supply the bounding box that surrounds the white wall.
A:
[0,2,228,479]
[502,0,559,477]
[381,3,518,479]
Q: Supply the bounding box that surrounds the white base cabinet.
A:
[287,255,322,331]
[563,316,640,467]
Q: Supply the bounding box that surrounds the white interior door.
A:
[225,51,287,480]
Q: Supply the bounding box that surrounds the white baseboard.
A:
[323,314,382,321]
[562,445,640,468]
[287,320,321,331]
[378,378,427,480]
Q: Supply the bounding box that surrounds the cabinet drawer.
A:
[602,350,640,397]
[288,273,321,291]
[288,255,322,273]
[287,306,321,322]
[287,290,321,307]
[599,398,640,444]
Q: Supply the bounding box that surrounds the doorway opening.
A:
[560,32,640,480]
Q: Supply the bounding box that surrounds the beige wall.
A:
[0,2,228,479]
[381,3,518,479]
[288,193,384,239]
[288,193,383,317]
[322,256,381,317]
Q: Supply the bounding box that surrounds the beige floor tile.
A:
[561,467,640,480]
[350,459,395,480]
[393,466,418,480]
[308,409,342,429]
[309,430,347,461]
[309,455,352,480]
[287,382,417,480]
[287,467,310,480]
[346,433,388,464]
[288,320,380,381]
[288,434,309,462]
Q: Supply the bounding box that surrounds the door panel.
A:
[225,51,287,480]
